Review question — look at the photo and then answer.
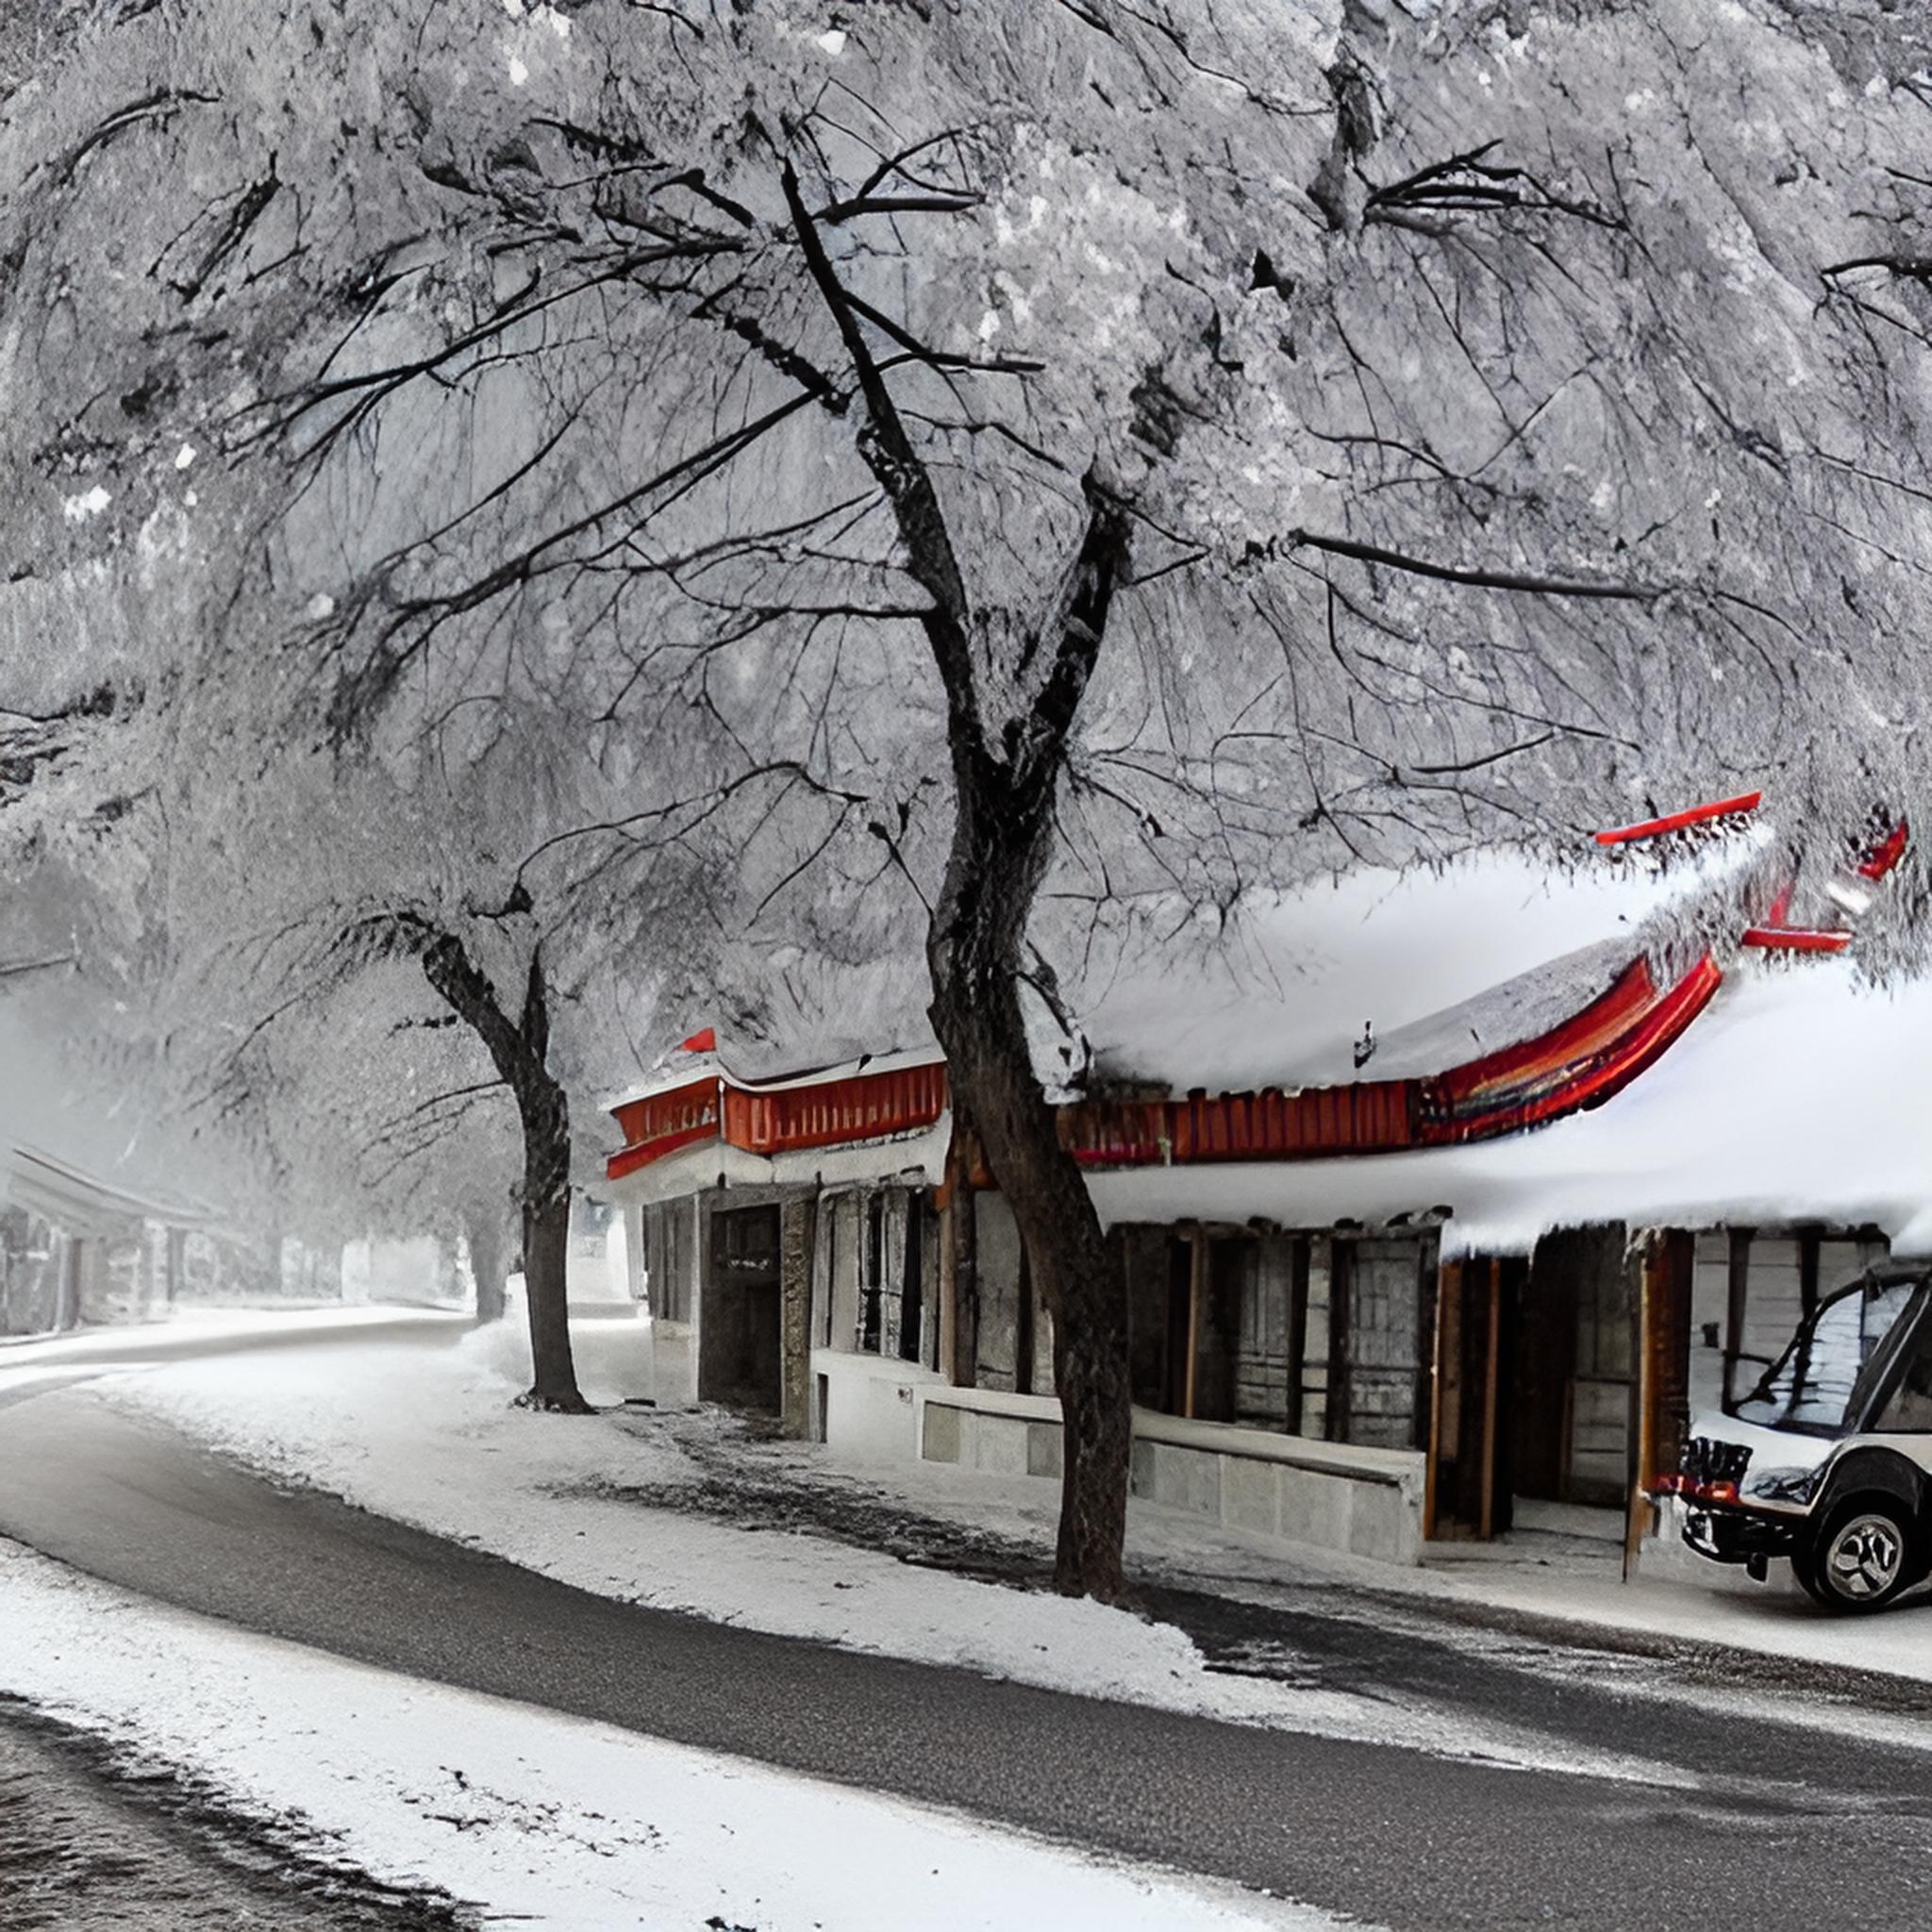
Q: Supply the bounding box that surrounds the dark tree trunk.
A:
[515,1061,587,1411]
[785,168,1137,1595]
[929,975,1133,1596]
[466,1206,510,1325]
[409,925,590,1414]
[928,494,1138,1598]
[928,795,1135,1599]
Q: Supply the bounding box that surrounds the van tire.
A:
[1793,1497,1918,1613]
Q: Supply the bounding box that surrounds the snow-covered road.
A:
[7,1342,1932,1929]
[89,1317,1932,1698]
[4,1537,1325,1932]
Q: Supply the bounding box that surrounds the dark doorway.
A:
[1512,1224,1633,1509]
[899,1194,925,1364]
[1163,1235,1193,1416]
[1426,1253,1527,1539]
[1193,1236,1249,1424]
[700,1204,784,1415]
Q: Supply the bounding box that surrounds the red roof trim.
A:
[1858,819,1909,882]
[606,1118,725,1182]
[1740,926,1850,954]
[1594,791,1761,846]
[1434,958,1657,1109]
[1428,953,1722,1143]
[605,1062,948,1182]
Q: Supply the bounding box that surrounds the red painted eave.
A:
[605,1060,948,1182]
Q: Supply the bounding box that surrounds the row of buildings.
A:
[0,1144,213,1336]
[593,824,1929,1577]
[0,1143,370,1338]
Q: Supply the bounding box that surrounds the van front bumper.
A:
[1681,1503,1801,1566]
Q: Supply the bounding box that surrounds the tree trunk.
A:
[513,1058,591,1412]
[928,832,1134,1602]
[411,926,590,1413]
[782,178,1135,1594]
[466,1207,510,1324]
[920,490,1137,1601]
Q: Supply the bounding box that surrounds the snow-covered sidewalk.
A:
[0,1538,1340,1932]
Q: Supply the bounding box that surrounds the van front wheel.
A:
[1794,1499,1917,1613]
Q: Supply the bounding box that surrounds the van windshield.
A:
[1732,1275,1924,1437]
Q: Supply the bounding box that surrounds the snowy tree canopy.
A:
[9,0,1932,1207]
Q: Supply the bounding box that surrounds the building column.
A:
[55,1234,84,1332]
[1629,1228,1694,1572]
[780,1195,815,1439]
[1424,1254,1506,1541]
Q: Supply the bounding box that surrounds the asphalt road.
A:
[5,1385,1932,1928]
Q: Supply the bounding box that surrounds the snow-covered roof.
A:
[4,1143,213,1234]
[610,849,1740,1115]
[1068,848,1743,1098]
[1083,958,1932,1253]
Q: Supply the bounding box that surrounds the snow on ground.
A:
[0,1302,465,1363]
[24,1310,1932,1715]
[81,1311,1932,1707]
[0,1539,1342,1932]
[89,1328,1688,1784]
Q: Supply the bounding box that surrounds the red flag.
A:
[679,1026,717,1054]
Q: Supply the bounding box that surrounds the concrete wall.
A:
[917,1388,1425,1564]
[814,1346,941,1461]
[1132,1424,1423,1564]
[920,1386,1065,1478]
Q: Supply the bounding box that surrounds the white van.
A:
[1658,1263,1932,1612]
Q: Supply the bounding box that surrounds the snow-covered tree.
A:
[13,0,1932,1590]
